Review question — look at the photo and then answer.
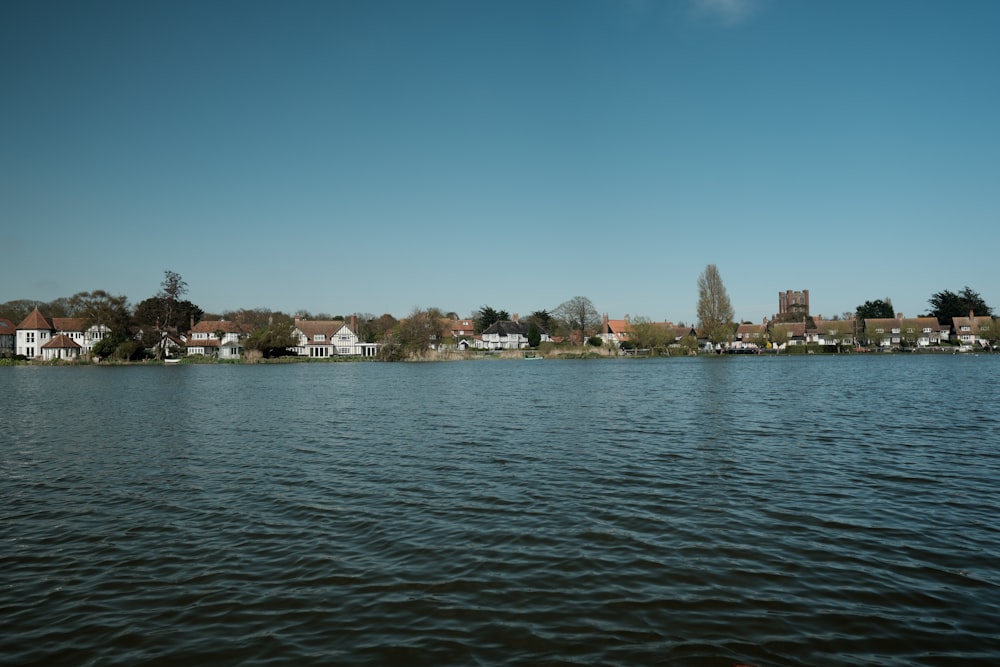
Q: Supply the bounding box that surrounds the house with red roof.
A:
[15,307,112,358]
[185,319,252,358]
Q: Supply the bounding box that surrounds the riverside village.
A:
[1,272,997,364]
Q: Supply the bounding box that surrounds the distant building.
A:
[778,290,810,317]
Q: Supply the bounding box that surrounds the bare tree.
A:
[696,264,735,353]
[553,296,600,343]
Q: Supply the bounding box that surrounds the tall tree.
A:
[696,264,735,352]
[924,287,993,325]
[158,270,188,343]
[553,296,600,343]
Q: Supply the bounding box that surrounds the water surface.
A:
[2,356,998,665]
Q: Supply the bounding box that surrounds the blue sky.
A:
[2,0,997,324]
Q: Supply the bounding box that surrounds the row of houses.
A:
[3,305,995,361]
[599,312,997,351]
[0,308,380,360]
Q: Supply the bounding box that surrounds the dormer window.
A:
[315,334,325,341]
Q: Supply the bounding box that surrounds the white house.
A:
[15,307,110,358]
[952,311,993,347]
[478,316,550,350]
[41,334,82,360]
[292,316,379,358]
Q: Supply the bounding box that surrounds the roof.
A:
[191,320,252,335]
[17,307,53,331]
[51,317,87,333]
[0,318,15,334]
[952,314,992,330]
[42,334,82,349]
[293,318,347,341]
[483,320,531,336]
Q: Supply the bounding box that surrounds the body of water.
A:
[2,356,998,666]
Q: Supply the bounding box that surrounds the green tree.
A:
[981,318,1000,350]
[475,306,510,334]
[770,323,791,349]
[924,287,993,326]
[678,334,699,355]
[244,320,299,358]
[390,307,449,359]
[629,316,670,352]
[553,296,600,343]
[856,299,895,320]
[696,264,735,353]
[527,322,541,348]
[526,309,553,330]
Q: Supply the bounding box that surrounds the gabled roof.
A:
[51,317,87,333]
[450,319,476,336]
[42,334,81,349]
[952,314,992,330]
[17,307,53,331]
[293,319,346,341]
[0,318,15,334]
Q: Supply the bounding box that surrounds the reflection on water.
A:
[2,356,999,666]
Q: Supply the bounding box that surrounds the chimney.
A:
[512,313,519,323]
[350,314,358,330]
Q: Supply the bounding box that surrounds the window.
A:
[315,334,325,341]
[875,328,884,334]
[26,332,35,342]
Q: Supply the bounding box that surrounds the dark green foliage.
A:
[134,296,204,332]
[527,322,541,348]
[475,306,509,334]
[244,321,299,357]
[923,287,993,325]
[856,299,895,319]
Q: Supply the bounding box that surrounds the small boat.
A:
[523,352,543,360]
[164,358,181,365]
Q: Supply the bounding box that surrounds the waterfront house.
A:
[17,307,56,358]
[15,308,111,358]
[292,316,379,357]
[863,316,947,348]
[449,319,476,338]
[734,323,767,350]
[41,334,82,360]
[186,319,251,358]
[808,319,857,347]
[0,318,15,356]
[599,315,632,347]
[479,315,550,350]
[951,311,993,347]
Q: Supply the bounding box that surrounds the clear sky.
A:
[2,0,997,324]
